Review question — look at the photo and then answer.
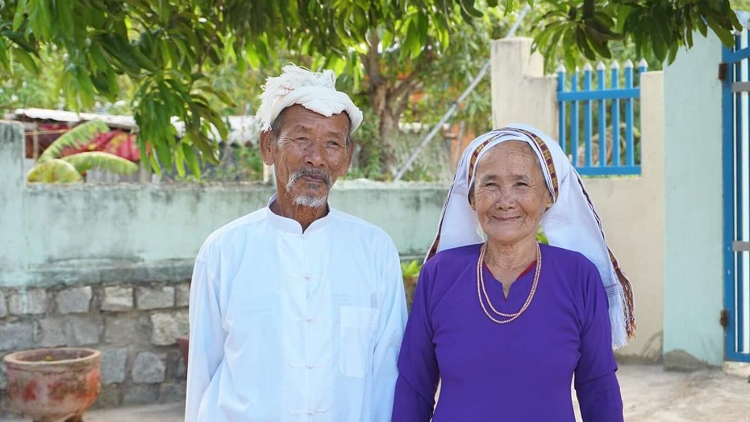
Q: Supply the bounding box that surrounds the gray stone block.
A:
[66,316,102,346]
[122,384,160,406]
[56,286,92,314]
[101,348,128,385]
[0,322,33,351]
[0,290,7,318]
[150,311,189,346]
[36,318,67,348]
[175,283,190,307]
[101,286,133,311]
[8,288,47,315]
[0,358,7,389]
[104,316,148,345]
[132,351,166,383]
[136,286,175,310]
[159,382,186,403]
[93,384,122,409]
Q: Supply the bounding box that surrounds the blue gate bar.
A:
[558,65,567,154]
[583,64,593,168]
[625,60,635,166]
[611,62,621,167]
[557,89,640,101]
[570,69,579,167]
[597,62,606,167]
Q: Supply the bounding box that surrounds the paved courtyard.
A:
[2,364,748,421]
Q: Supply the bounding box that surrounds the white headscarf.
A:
[427,124,635,349]
[255,64,363,133]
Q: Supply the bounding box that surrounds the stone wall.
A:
[0,264,192,417]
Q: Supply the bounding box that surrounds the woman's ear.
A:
[468,182,476,210]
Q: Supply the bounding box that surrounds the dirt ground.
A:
[1,364,748,421]
[609,364,750,422]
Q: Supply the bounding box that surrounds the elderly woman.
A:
[391,125,635,422]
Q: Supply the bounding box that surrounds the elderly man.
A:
[185,65,407,422]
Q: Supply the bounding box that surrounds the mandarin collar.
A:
[264,194,334,235]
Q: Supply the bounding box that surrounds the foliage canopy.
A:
[0,0,742,177]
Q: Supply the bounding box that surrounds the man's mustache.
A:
[287,167,333,189]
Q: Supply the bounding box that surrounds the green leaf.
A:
[706,16,735,47]
[27,159,83,183]
[13,0,29,32]
[38,120,111,163]
[182,143,201,177]
[62,151,138,175]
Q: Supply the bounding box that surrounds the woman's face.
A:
[472,141,551,247]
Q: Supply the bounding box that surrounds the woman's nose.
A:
[495,189,515,209]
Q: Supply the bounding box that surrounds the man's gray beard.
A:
[286,168,332,209]
[292,194,328,208]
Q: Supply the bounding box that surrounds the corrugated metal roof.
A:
[5,108,259,144]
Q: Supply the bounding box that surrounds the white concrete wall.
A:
[491,39,666,362]
[662,33,725,369]
[0,124,449,287]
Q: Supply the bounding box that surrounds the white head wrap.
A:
[427,124,635,349]
[255,64,363,133]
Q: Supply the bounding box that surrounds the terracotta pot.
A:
[4,347,102,422]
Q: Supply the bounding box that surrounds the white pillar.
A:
[490,37,558,138]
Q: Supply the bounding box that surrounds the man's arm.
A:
[371,240,408,422]
[184,244,226,422]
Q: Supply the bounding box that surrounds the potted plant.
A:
[401,259,422,311]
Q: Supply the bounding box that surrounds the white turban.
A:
[255,64,363,133]
[426,124,635,349]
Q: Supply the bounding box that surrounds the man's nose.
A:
[304,141,326,167]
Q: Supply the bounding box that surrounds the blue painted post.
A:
[624,60,634,167]
[557,65,567,155]
[597,62,606,168]
[723,36,738,361]
[611,62,620,166]
[583,64,593,168]
[733,34,745,354]
[570,68,579,167]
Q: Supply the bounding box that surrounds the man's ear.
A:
[259,130,274,166]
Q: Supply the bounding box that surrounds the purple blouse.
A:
[392,243,623,422]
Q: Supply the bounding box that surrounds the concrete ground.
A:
[2,364,749,421]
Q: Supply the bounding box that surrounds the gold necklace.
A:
[476,242,541,324]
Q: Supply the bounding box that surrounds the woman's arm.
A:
[391,264,440,422]
[574,262,624,422]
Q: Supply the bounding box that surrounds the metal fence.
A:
[557,60,647,176]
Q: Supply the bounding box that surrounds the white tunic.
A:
[185,197,407,422]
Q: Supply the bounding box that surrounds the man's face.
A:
[260,105,353,208]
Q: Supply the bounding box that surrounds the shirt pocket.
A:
[339,305,380,378]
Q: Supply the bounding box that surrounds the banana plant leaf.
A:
[27,159,83,183]
[62,151,138,175]
[37,120,111,163]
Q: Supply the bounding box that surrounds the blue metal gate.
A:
[722,29,750,363]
